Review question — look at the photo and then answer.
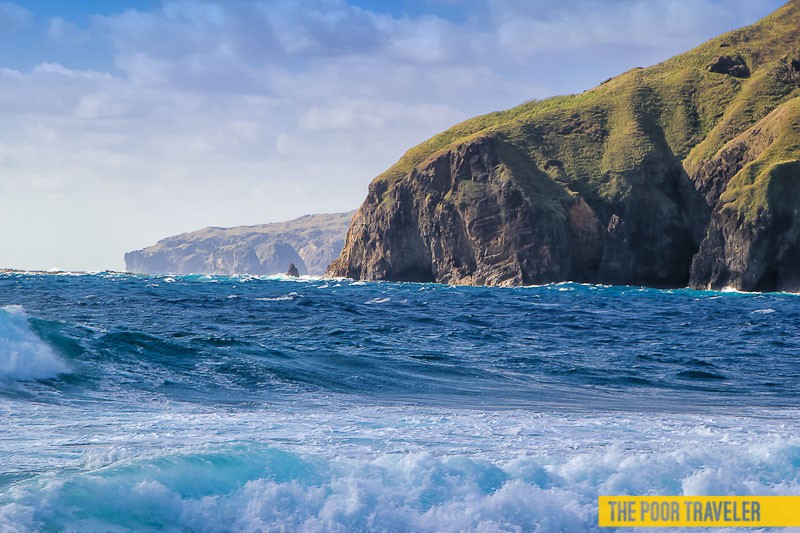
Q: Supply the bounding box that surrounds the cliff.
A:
[328,1,800,291]
[126,212,354,276]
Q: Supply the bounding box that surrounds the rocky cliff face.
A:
[126,212,353,276]
[329,1,800,291]
[690,99,800,291]
[333,136,696,287]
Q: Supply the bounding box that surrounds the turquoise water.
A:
[1,273,799,531]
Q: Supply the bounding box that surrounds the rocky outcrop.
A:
[775,55,800,86]
[331,135,697,287]
[126,211,353,276]
[333,138,570,285]
[706,54,750,78]
[329,1,800,291]
[690,128,800,291]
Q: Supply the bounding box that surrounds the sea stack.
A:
[286,263,300,277]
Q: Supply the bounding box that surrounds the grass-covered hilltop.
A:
[328,0,800,291]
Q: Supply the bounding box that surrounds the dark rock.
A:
[774,55,800,85]
[690,161,800,292]
[706,54,750,78]
[329,135,699,287]
[690,129,769,208]
[286,263,300,277]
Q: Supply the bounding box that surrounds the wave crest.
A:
[0,306,69,382]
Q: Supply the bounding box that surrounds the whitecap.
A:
[0,306,69,382]
[255,292,299,302]
[263,274,321,282]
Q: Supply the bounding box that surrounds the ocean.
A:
[1,272,799,532]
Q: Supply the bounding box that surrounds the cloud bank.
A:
[0,0,785,270]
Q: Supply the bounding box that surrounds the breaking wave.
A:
[0,306,68,382]
[2,434,800,532]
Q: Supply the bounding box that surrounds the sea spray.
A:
[0,305,69,382]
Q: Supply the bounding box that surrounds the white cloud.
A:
[275,132,288,155]
[298,98,463,132]
[0,1,30,31]
[262,1,387,56]
[487,0,785,60]
[47,17,90,44]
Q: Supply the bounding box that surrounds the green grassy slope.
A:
[718,97,800,218]
[372,0,800,216]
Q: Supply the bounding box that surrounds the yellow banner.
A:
[598,496,800,527]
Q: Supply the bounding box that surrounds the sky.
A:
[0,0,786,271]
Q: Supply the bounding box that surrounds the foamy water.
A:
[1,272,799,532]
[0,305,69,383]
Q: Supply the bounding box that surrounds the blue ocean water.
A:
[1,272,799,532]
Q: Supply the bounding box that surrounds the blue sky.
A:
[0,0,786,271]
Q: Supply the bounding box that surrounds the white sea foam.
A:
[721,286,759,294]
[255,292,299,302]
[2,434,799,532]
[264,274,321,282]
[2,401,799,532]
[0,306,69,382]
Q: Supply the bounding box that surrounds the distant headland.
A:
[125,211,354,277]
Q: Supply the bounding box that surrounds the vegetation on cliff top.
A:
[372,0,800,222]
